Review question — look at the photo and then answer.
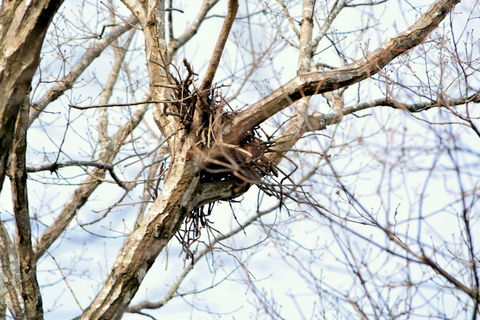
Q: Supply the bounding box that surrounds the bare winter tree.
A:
[1,0,479,319]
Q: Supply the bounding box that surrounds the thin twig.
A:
[27,161,131,191]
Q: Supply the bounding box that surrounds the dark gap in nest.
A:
[199,130,277,186]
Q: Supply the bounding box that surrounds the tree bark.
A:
[0,222,24,319]
[9,101,43,319]
[0,0,63,192]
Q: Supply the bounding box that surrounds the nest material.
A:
[167,60,277,188]
[199,135,274,185]
[167,61,281,262]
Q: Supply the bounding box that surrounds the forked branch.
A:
[221,0,460,144]
[193,0,238,131]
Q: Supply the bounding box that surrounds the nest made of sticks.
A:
[166,60,284,262]
[166,60,278,188]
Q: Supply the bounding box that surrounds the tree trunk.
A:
[0,0,63,191]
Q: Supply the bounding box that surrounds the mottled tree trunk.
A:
[0,0,63,191]
[0,0,63,318]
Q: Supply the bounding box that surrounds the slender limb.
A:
[192,0,239,131]
[97,25,137,149]
[200,0,239,92]
[311,0,347,50]
[221,0,461,144]
[168,0,221,57]
[276,0,300,37]
[33,104,149,261]
[28,15,139,126]
[10,100,44,319]
[27,161,131,190]
[341,93,480,115]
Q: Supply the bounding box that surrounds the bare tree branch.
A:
[343,92,480,114]
[193,0,239,131]
[9,101,43,319]
[221,0,461,144]
[297,0,315,75]
[167,0,221,57]
[199,0,238,92]
[311,0,346,51]
[27,161,131,190]
[33,103,149,261]
[28,14,139,126]
[276,0,300,38]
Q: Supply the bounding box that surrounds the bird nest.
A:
[166,59,278,189]
[166,60,282,262]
